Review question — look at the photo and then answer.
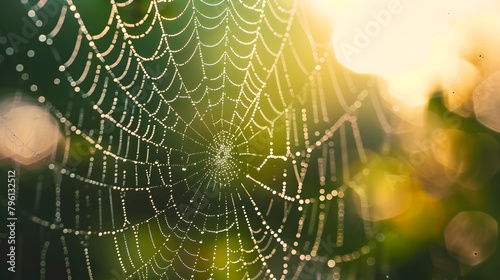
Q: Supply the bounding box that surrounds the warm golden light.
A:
[352,156,417,221]
[0,97,61,167]
[435,129,500,190]
[352,155,446,240]
[331,0,500,123]
[474,71,500,132]
[444,211,498,267]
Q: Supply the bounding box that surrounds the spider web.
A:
[1,0,391,279]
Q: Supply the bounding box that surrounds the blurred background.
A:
[1,0,500,279]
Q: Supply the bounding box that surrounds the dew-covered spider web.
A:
[1,0,392,279]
